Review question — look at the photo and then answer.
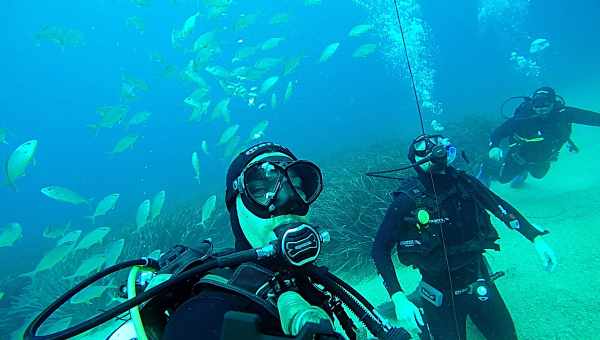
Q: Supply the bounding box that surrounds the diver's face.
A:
[413,137,452,173]
[244,173,302,207]
[532,96,555,116]
[413,139,432,172]
[235,195,308,248]
[533,102,554,116]
[235,152,310,248]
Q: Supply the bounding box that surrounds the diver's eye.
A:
[247,179,267,193]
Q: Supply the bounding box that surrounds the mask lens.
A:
[412,135,443,157]
[413,137,433,157]
[533,96,553,108]
[413,142,429,157]
[244,162,284,206]
[286,162,323,204]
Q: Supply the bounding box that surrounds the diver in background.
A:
[371,134,557,339]
[162,142,336,339]
[478,86,600,188]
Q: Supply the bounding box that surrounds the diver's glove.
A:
[488,147,503,161]
[277,291,333,336]
[391,291,424,333]
[534,236,557,272]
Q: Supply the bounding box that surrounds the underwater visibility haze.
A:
[1,0,600,339]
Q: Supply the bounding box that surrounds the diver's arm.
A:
[371,194,413,296]
[467,174,547,241]
[489,119,515,148]
[565,107,600,126]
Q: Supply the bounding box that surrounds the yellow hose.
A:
[127,265,151,340]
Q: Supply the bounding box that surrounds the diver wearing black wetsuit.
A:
[487,87,600,185]
[163,143,338,340]
[371,135,554,339]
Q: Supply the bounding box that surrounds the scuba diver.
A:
[478,86,600,188]
[369,134,557,339]
[161,142,339,339]
[24,142,411,340]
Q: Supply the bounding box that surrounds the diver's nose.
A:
[272,177,305,213]
[275,177,294,204]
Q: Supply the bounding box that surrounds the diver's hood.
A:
[229,204,252,251]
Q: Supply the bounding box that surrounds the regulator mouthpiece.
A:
[273,223,328,267]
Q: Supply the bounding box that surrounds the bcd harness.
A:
[156,244,280,320]
[508,107,579,160]
[392,173,513,306]
[155,243,339,333]
[394,175,501,258]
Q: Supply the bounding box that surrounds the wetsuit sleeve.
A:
[467,174,547,241]
[565,107,600,126]
[371,193,414,296]
[489,119,515,149]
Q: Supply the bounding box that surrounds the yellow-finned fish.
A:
[150,190,166,222]
[41,186,91,206]
[5,139,38,190]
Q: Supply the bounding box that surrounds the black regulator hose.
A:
[26,226,401,340]
[500,96,529,119]
[305,265,410,340]
[324,269,378,313]
[365,156,435,180]
[25,249,261,340]
[25,259,158,340]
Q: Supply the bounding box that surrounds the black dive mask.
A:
[365,134,458,180]
[233,158,323,218]
[529,88,563,117]
[411,134,457,172]
[532,95,554,109]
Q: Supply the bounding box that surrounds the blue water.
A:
[1,0,600,337]
[0,0,414,270]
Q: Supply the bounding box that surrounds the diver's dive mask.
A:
[532,95,554,109]
[411,134,457,172]
[530,87,564,116]
[501,87,565,120]
[233,157,324,218]
[532,94,555,115]
[365,134,459,180]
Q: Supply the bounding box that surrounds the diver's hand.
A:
[391,292,424,333]
[488,147,503,161]
[277,291,332,336]
[534,236,557,272]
